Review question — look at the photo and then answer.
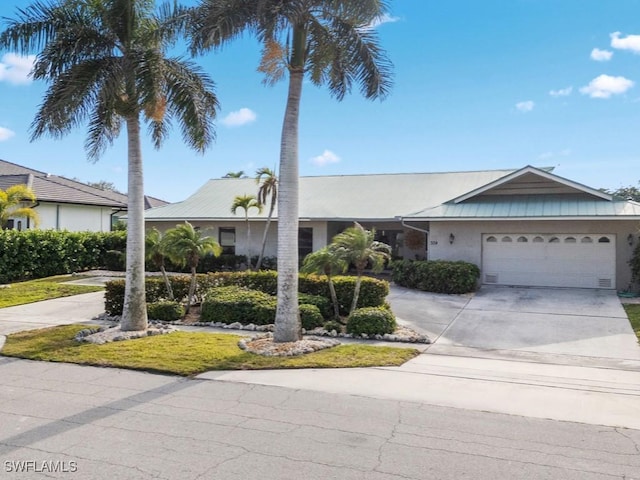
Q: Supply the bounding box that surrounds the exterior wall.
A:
[12,202,114,232]
[146,220,329,259]
[428,220,639,290]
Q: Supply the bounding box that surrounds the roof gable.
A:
[451,166,611,204]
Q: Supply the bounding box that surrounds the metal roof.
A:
[144,169,519,221]
[405,195,640,220]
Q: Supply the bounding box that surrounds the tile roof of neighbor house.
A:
[0,159,169,209]
[144,168,520,221]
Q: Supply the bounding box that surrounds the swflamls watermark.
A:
[4,460,78,474]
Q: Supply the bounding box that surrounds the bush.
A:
[298,293,332,319]
[104,250,126,271]
[0,229,126,283]
[299,275,389,315]
[200,286,276,325]
[147,301,184,321]
[391,259,480,294]
[323,320,343,333]
[104,276,191,315]
[630,241,640,288]
[299,304,324,330]
[104,279,126,316]
[346,307,397,336]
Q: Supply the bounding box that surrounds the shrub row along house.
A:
[0,159,167,232]
[145,165,640,291]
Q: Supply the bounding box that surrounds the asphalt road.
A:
[1,358,639,480]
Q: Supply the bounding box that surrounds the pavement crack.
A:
[614,427,640,455]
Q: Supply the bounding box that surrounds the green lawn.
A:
[0,276,102,308]
[623,304,640,342]
[1,325,420,376]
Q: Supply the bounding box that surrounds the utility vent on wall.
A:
[598,278,612,289]
[485,273,498,284]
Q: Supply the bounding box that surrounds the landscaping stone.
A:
[78,322,177,345]
[238,333,340,357]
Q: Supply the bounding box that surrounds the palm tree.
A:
[231,194,263,270]
[0,185,39,229]
[145,227,173,300]
[164,221,221,313]
[191,0,392,342]
[0,0,219,331]
[255,167,277,271]
[301,246,347,320]
[332,222,391,316]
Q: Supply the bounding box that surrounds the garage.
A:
[482,233,616,289]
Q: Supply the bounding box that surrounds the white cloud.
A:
[221,107,257,127]
[580,74,634,99]
[515,100,535,112]
[549,86,573,97]
[369,13,400,28]
[0,126,16,141]
[590,48,613,61]
[0,53,35,85]
[538,149,571,160]
[610,31,640,54]
[310,149,340,167]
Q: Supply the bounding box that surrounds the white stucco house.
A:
[144,165,640,291]
[0,159,168,232]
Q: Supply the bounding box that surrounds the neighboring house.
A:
[0,159,168,232]
[144,166,640,290]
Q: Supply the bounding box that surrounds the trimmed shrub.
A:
[104,250,126,271]
[147,301,184,321]
[200,286,276,325]
[630,241,640,287]
[104,279,126,316]
[323,320,344,333]
[298,293,332,319]
[299,304,324,330]
[346,307,397,336]
[298,274,389,315]
[0,229,126,283]
[391,259,479,294]
[104,276,191,315]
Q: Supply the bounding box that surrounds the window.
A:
[486,236,497,243]
[517,236,528,243]
[501,236,512,242]
[533,236,544,243]
[598,236,610,243]
[219,227,236,255]
[581,236,593,243]
[564,237,576,243]
[298,228,313,258]
[16,221,22,232]
[5,219,14,230]
[549,237,560,243]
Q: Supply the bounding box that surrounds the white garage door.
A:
[482,234,616,289]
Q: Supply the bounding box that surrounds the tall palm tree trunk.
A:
[256,195,276,271]
[274,66,304,343]
[121,116,148,331]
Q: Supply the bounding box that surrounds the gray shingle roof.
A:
[144,169,519,221]
[0,159,169,209]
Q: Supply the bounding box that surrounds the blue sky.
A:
[0,0,639,202]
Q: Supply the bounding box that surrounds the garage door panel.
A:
[482,234,615,289]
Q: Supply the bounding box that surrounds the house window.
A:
[517,236,528,243]
[219,227,236,255]
[581,236,593,243]
[5,219,14,230]
[501,236,512,242]
[299,228,313,258]
[549,237,560,243]
[533,236,544,243]
[598,236,610,243]
[16,221,22,231]
[564,237,576,243]
[486,236,497,243]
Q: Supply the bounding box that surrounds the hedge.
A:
[105,271,390,318]
[201,286,277,325]
[147,301,185,321]
[391,259,480,294]
[0,230,126,283]
[346,307,397,336]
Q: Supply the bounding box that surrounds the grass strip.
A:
[623,304,640,342]
[1,325,419,376]
[0,276,102,308]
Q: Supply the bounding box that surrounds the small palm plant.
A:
[0,185,39,228]
[145,228,173,301]
[301,246,348,320]
[255,167,277,271]
[231,194,263,270]
[332,222,391,316]
[164,222,221,313]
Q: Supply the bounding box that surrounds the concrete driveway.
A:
[389,285,640,361]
